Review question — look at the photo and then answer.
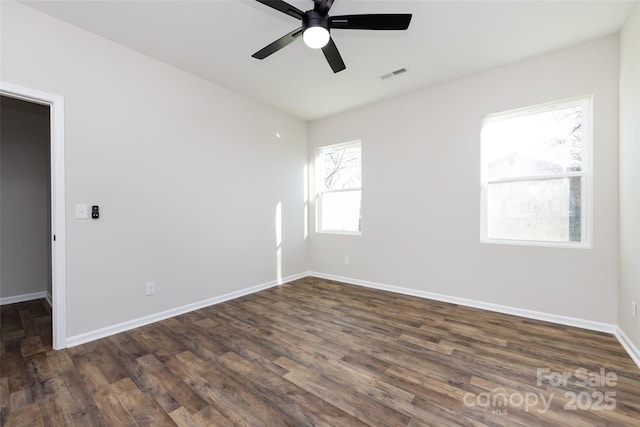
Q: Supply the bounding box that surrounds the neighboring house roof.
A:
[488,152,564,179]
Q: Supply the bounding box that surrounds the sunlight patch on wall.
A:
[275,201,282,284]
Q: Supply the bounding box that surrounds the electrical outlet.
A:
[344,256,350,265]
[632,301,637,321]
[145,282,155,296]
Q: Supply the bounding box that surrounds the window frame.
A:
[316,140,362,235]
[480,96,592,248]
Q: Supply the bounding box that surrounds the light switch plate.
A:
[75,204,89,219]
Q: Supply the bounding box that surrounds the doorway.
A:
[0,82,66,349]
[0,96,51,310]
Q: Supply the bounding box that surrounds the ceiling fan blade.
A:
[252,27,303,59]
[321,37,346,73]
[255,0,304,20]
[330,14,412,30]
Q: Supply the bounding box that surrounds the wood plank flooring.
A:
[2,276,639,426]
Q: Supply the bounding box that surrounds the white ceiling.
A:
[21,0,636,121]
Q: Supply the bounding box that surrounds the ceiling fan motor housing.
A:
[303,10,330,34]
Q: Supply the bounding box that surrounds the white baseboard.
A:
[316,271,617,334]
[65,272,308,348]
[62,270,640,370]
[615,327,640,369]
[45,291,53,307]
[308,272,640,368]
[0,291,48,306]
[308,271,618,334]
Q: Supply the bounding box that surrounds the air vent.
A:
[380,68,408,80]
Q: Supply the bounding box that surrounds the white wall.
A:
[0,96,51,300]
[619,1,640,350]
[0,0,628,344]
[309,36,620,324]
[0,2,308,337]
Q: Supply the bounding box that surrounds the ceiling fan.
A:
[252,0,412,73]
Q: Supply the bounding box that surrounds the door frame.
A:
[1,81,67,349]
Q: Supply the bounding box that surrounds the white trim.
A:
[65,272,308,348]
[317,139,361,152]
[488,172,584,184]
[482,95,594,122]
[615,327,640,369]
[481,238,591,250]
[480,95,593,249]
[0,82,66,350]
[316,140,362,235]
[308,272,640,366]
[0,291,48,305]
[308,272,618,335]
[59,270,640,370]
[45,292,53,307]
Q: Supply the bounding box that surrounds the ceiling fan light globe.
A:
[303,26,330,49]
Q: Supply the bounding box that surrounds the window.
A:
[317,141,361,234]
[481,97,591,247]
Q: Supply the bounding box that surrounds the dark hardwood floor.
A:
[1,277,639,426]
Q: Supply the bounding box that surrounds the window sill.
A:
[481,238,591,249]
[317,230,362,237]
